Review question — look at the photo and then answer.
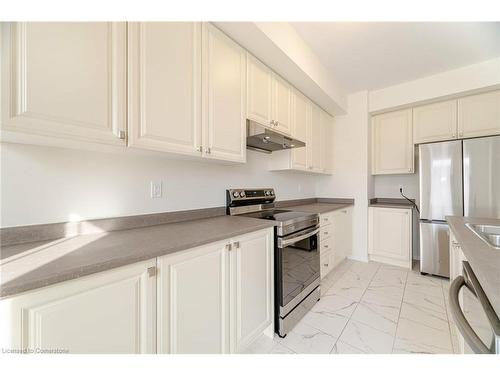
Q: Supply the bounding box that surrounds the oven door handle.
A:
[449,275,493,354]
[278,228,320,247]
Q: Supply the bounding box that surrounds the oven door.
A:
[276,226,320,316]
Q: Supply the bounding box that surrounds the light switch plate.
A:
[150,181,163,199]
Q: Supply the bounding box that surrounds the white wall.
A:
[369,57,500,113]
[316,91,371,262]
[0,143,319,227]
[373,174,419,204]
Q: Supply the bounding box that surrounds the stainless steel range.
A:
[226,188,320,337]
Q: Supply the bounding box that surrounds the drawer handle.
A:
[324,263,329,267]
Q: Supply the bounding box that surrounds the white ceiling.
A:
[291,22,500,94]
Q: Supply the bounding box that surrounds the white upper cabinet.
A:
[127,22,202,156]
[413,100,458,144]
[372,109,414,175]
[321,109,334,174]
[272,74,292,135]
[309,103,323,172]
[246,54,273,127]
[246,54,291,135]
[1,22,127,145]
[202,24,246,163]
[458,90,500,138]
[1,260,156,354]
[290,89,310,170]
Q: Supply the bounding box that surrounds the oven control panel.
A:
[226,188,275,206]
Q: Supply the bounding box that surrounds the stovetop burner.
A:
[242,209,313,222]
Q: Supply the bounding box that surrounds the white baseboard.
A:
[347,254,369,262]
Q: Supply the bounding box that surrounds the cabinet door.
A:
[246,54,272,127]
[368,207,411,268]
[127,22,202,155]
[272,74,292,135]
[158,242,229,354]
[458,90,500,138]
[202,24,246,163]
[309,104,323,172]
[0,260,156,353]
[157,240,230,354]
[291,89,309,170]
[332,208,353,264]
[1,22,126,146]
[413,100,458,144]
[372,109,414,175]
[322,110,334,174]
[231,229,273,352]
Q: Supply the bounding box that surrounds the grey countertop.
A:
[284,202,353,214]
[446,216,500,317]
[369,198,415,209]
[0,200,353,299]
[0,216,275,298]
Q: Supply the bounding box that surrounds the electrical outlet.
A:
[150,181,163,199]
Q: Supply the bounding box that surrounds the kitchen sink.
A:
[466,223,500,249]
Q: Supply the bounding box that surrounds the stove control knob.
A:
[240,191,246,197]
[232,191,240,198]
[269,190,274,196]
[265,190,271,196]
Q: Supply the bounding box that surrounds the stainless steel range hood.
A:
[246,120,305,153]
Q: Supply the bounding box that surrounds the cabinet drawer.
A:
[320,212,334,226]
[320,223,333,240]
[320,235,334,253]
[320,250,334,279]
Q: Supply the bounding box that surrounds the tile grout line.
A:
[326,259,358,353]
[331,262,383,353]
[390,266,410,353]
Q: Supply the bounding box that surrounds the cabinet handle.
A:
[324,231,329,235]
[196,146,202,152]
[118,130,127,140]
[225,243,232,251]
[324,244,329,248]
[270,120,275,125]
[147,266,156,277]
[205,147,211,154]
[342,210,347,214]
[324,263,329,267]
[233,241,240,249]
[408,168,412,172]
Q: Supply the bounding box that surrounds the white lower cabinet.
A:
[332,207,353,266]
[449,230,466,354]
[1,229,273,354]
[368,206,412,269]
[319,207,353,279]
[157,228,274,354]
[0,260,157,354]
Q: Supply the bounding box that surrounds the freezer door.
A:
[419,221,450,277]
[419,141,463,221]
[464,136,500,219]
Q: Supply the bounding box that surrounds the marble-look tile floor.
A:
[244,259,456,354]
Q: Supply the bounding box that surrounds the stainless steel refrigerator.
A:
[419,135,500,277]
